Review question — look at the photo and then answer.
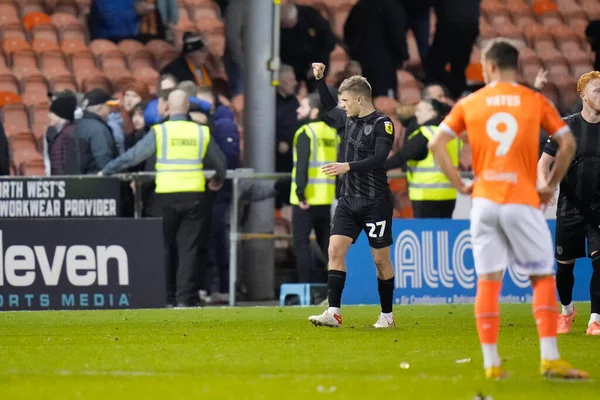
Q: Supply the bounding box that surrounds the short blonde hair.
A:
[338,75,372,99]
[577,71,600,95]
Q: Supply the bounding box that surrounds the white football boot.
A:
[308,309,342,327]
[373,313,395,328]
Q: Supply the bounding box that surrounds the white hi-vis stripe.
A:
[307,178,336,185]
[157,123,205,164]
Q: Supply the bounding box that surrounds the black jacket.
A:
[65,111,118,174]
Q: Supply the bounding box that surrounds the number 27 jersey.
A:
[439,82,569,208]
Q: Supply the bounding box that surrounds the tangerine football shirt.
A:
[439,82,569,208]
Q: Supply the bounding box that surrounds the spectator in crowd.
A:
[124,102,150,171]
[87,0,139,42]
[402,83,453,144]
[280,3,335,92]
[64,89,118,174]
[426,0,481,99]
[161,32,213,87]
[333,60,362,88]
[344,0,409,98]
[291,93,338,283]
[196,85,240,301]
[224,0,246,97]
[386,98,458,218]
[275,64,299,208]
[587,21,600,71]
[0,122,8,176]
[108,81,151,155]
[43,92,78,176]
[100,90,227,307]
[136,0,179,43]
[399,0,434,65]
[145,74,178,126]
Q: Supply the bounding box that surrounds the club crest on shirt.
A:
[364,126,373,135]
[384,121,393,134]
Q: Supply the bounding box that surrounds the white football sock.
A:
[561,302,574,315]
[481,344,501,369]
[588,313,600,326]
[328,307,341,315]
[540,337,560,361]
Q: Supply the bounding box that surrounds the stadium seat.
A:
[104,68,135,93]
[0,70,19,93]
[128,52,155,70]
[136,67,159,92]
[30,103,49,143]
[21,76,49,106]
[89,39,122,57]
[279,283,327,306]
[20,158,45,176]
[54,0,79,16]
[1,23,28,41]
[2,103,31,137]
[0,4,20,25]
[22,11,53,30]
[31,23,59,42]
[2,38,32,56]
[61,38,88,55]
[32,38,61,53]
[80,74,112,94]
[49,75,78,93]
[374,96,399,117]
[0,91,22,108]
[118,39,147,55]
[100,53,128,72]
[69,51,96,72]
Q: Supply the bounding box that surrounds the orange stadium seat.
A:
[32,38,61,53]
[31,23,59,42]
[0,70,19,93]
[21,75,49,106]
[373,96,399,117]
[49,76,78,93]
[61,39,89,55]
[1,23,28,41]
[2,102,31,137]
[30,103,50,143]
[104,68,135,92]
[128,52,155,70]
[532,0,559,16]
[0,4,19,25]
[89,39,121,56]
[118,39,146,55]
[22,11,52,30]
[55,0,79,16]
[20,158,45,176]
[100,53,128,72]
[69,51,96,71]
[0,90,22,107]
[136,67,159,92]
[80,74,112,94]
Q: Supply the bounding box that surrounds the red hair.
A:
[120,80,151,134]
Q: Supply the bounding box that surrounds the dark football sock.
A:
[327,270,346,308]
[556,262,575,306]
[591,255,600,314]
[378,277,395,314]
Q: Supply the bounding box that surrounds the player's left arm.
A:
[428,102,469,193]
[347,118,394,171]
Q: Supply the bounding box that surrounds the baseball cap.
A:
[182,31,206,54]
[82,88,117,108]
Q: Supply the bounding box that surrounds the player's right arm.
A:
[313,63,347,125]
[538,96,576,201]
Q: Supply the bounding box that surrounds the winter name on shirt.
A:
[0,180,117,218]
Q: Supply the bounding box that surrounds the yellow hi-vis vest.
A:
[290,121,338,205]
[406,125,461,201]
[154,120,210,194]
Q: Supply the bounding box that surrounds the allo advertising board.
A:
[343,219,591,305]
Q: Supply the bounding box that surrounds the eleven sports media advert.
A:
[343,219,591,305]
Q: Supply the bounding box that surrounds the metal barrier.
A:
[2,169,474,307]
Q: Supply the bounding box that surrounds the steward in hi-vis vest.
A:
[291,93,339,283]
[386,98,461,218]
[100,89,226,307]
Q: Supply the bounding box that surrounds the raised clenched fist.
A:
[312,63,326,80]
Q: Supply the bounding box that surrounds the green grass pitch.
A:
[1,304,599,399]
